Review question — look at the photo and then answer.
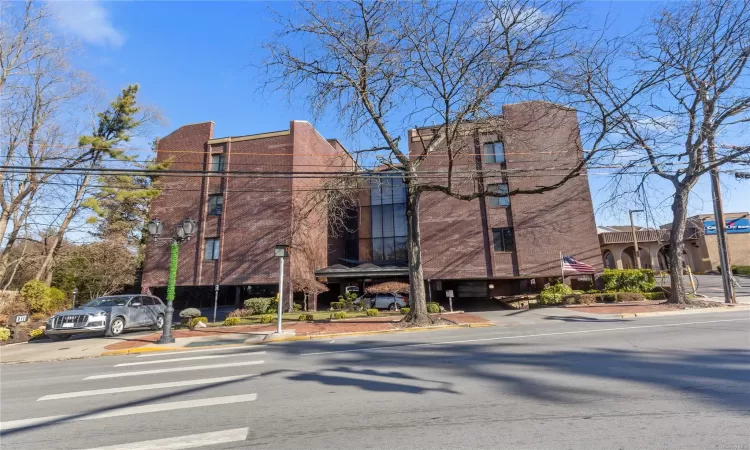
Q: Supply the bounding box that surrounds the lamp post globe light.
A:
[274,244,290,334]
[147,217,198,345]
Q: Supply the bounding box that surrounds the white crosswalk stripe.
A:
[136,345,266,357]
[0,394,258,432]
[84,360,264,379]
[37,375,258,401]
[81,427,249,450]
[114,351,266,367]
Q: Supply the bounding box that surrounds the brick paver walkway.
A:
[103,313,490,351]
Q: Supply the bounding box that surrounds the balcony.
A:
[598,228,700,245]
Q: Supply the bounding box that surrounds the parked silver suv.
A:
[46,295,166,340]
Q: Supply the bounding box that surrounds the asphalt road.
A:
[1,310,748,450]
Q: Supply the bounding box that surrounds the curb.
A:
[618,305,750,318]
[101,343,246,356]
[256,322,494,344]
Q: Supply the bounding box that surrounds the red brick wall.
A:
[412,101,602,280]
[142,121,353,294]
[142,122,213,289]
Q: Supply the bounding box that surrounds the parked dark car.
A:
[45,295,166,340]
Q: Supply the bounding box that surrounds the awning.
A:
[315,262,409,280]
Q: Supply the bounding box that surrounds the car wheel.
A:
[388,303,398,311]
[151,314,165,331]
[106,317,125,337]
[48,334,71,342]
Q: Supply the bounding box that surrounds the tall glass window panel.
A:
[393,203,407,237]
[371,205,383,238]
[383,204,395,237]
[394,237,408,260]
[372,238,384,260]
[391,177,407,204]
[383,238,396,261]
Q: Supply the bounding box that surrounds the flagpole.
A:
[559,251,565,284]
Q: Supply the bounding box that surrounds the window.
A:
[369,174,408,261]
[487,183,510,207]
[140,297,154,306]
[208,194,223,215]
[204,238,220,260]
[210,154,225,172]
[492,228,515,252]
[484,142,505,164]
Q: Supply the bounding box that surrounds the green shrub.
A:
[602,269,655,292]
[227,308,252,319]
[643,291,666,300]
[366,309,379,316]
[426,302,440,313]
[400,307,410,315]
[599,293,617,303]
[330,301,345,310]
[292,303,302,312]
[244,298,273,316]
[48,287,68,312]
[537,283,574,305]
[562,294,580,305]
[188,316,209,328]
[259,314,274,323]
[298,314,315,321]
[0,327,10,341]
[733,265,750,276]
[223,317,241,326]
[331,311,347,320]
[21,280,51,314]
[179,308,202,318]
[615,292,646,302]
[29,327,45,339]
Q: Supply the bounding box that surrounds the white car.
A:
[355,293,408,310]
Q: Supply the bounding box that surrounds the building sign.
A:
[704,218,750,235]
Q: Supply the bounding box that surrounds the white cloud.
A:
[47,0,125,47]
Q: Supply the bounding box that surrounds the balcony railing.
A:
[599,228,700,245]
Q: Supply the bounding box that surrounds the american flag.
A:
[562,255,596,274]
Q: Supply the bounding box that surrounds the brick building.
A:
[141,121,354,310]
[318,101,603,308]
[143,101,602,311]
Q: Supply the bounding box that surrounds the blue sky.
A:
[47,0,748,227]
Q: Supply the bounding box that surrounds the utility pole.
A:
[708,166,736,304]
[629,210,644,269]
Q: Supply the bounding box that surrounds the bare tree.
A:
[265,0,595,325]
[559,0,750,303]
[0,0,94,281]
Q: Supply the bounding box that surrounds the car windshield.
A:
[84,297,132,307]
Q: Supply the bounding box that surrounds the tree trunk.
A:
[35,174,91,282]
[666,189,689,304]
[403,181,436,326]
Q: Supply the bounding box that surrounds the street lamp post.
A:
[72,288,78,309]
[629,209,644,269]
[147,217,198,344]
[274,245,290,334]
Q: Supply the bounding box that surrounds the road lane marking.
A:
[136,345,266,357]
[0,394,257,432]
[81,427,249,450]
[84,361,264,380]
[301,317,750,356]
[115,352,266,367]
[37,375,258,401]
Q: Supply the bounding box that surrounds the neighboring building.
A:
[318,101,603,307]
[598,212,750,272]
[141,121,354,309]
